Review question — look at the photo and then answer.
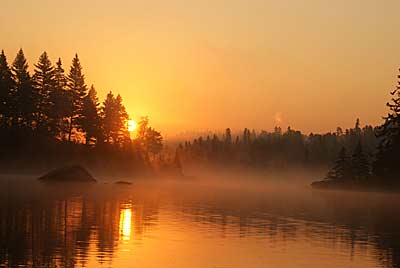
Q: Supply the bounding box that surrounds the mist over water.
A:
[1,171,400,268]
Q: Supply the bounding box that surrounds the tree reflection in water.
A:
[0,179,400,268]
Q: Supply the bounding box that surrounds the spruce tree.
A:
[32,51,55,133]
[67,54,87,141]
[351,142,370,180]
[135,116,162,160]
[12,49,35,129]
[144,127,163,156]
[0,50,14,128]
[374,68,400,179]
[101,91,116,144]
[101,92,128,145]
[225,128,232,145]
[51,58,71,138]
[136,116,149,144]
[325,147,352,181]
[81,85,101,144]
[114,94,129,143]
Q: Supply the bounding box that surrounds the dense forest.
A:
[177,119,377,169]
[314,69,400,185]
[1,48,399,182]
[0,49,166,175]
[178,68,400,184]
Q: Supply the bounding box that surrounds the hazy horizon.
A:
[2,0,400,135]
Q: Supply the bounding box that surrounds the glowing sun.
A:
[128,120,137,132]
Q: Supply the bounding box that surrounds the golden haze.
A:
[2,0,400,135]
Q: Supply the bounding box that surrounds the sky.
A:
[2,0,400,137]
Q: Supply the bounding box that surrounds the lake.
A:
[1,174,399,268]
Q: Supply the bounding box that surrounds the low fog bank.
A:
[1,166,400,236]
[0,163,327,186]
[180,164,327,188]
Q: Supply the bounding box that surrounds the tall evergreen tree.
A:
[50,58,71,138]
[32,51,55,133]
[102,91,115,144]
[67,54,87,141]
[0,50,14,128]
[81,85,101,144]
[144,127,163,156]
[11,49,34,129]
[374,68,400,179]
[136,116,149,144]
[225,128,232,145]
[351,142,370,180]
[136,116,163,160]
[101,91,129,145]
[324,147,352,181]
[114,94,129,145]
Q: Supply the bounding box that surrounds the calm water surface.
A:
[1,175,400,268]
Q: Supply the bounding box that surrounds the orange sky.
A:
[2,0,400,136]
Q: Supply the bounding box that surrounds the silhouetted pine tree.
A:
[101,91,129,145]
[102,91,116,144]
[0,50,14,128]
[173,148,183,175]
[81,85,101,144]
[225,128,232,145]
[351,142,370,180]
[67,54,87,141]
[51,58,71,138]
[114,94,129,145]
[242,128,251,146]
[374,69,400,179]
[324,147,352,181]
[11,49,35,129]
[144,127,163,158]
[32,51,55,134]
[136,116,163,160]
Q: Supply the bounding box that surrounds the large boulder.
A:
[38,165,97,183]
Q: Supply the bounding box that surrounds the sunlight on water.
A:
[119,207,132,241]
[1,179,400,268]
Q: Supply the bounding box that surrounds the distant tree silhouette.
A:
[225,128,232,145]
[145,128,163,157]
[374,68,400,179]
[325,147,352,181]
[136,116,149,143]
[180,121,377,169]
[12,49,35,129]
[67,54,87,141]
[81,85,101,144]
[51,58,71,138]
[350,142,370,180]
[32,51,55,134]
[136,116,163,160]
[242,128,250,145]
[101,91,129,145]
[0,50,14,128]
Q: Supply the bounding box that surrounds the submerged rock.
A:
[38,165,97,183]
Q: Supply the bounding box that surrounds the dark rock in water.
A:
[311,180,342,189]
[114,180,132,185]
[38,165,97,183]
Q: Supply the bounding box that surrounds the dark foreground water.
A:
[1,175,400,268]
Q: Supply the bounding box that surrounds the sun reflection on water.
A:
[119,206,132,241]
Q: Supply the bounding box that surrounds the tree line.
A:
[0,49,130,145]
[0,49,163,174]
[176,67,400,182]
[177,118,377,169]
[324,69,400,182]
